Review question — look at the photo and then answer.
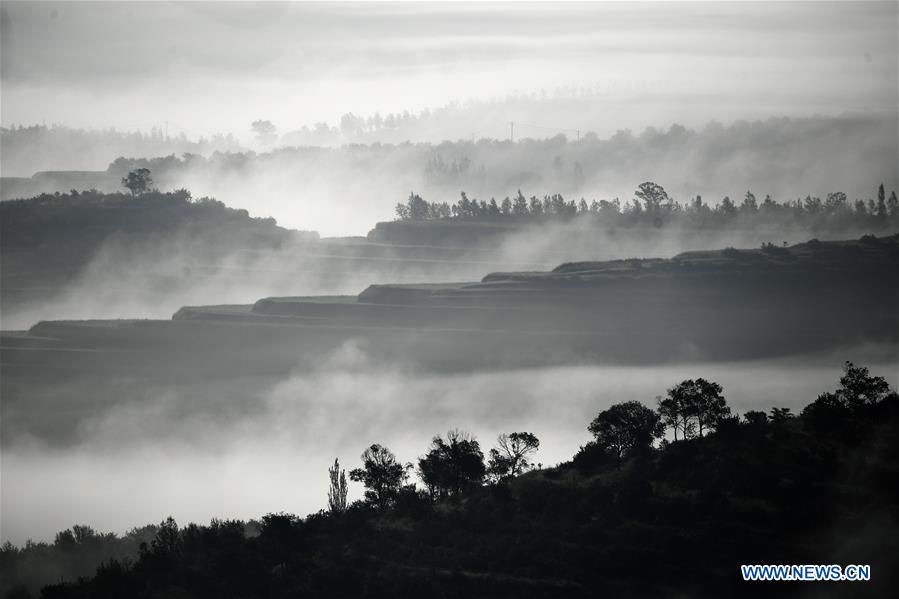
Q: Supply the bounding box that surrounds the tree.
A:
[742,410,768,426]
[634,181,670,213]
[487,432,540,482]
[148,517,180,558]
[802,391,851,437]
[395,192,429,220]
[800,362,895,437]
[825,192,846,212]
[657,393,693,441]
[327,458,348,514]
[121,168,152,197]
[837,361,891,409]
[769,407,794,423]
[418,430,486,499]
[719,196,736,217]
[339,112,364,138]
[741,190,758,213]
[512,190,528,216]
[682,378,729,437]
[250,119,277,145]
[666,379,729,438]
[349,444,408,510]
[876,183,887,217]
[588,401,663,468]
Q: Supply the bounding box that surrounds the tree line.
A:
[3,361,895,598]
[395,181,899,229]
[327,361,895,513]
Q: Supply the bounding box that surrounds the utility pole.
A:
[510,121,514,143]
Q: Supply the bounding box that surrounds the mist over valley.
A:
[1,2,898,597]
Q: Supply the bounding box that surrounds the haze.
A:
[1,0,898,559]
[2,1,896,140]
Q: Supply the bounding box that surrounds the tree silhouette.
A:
[144,517,180,561]
[327,458,348,514]
[487,432,540,481]
[665,379,729,438]
[742,410,768,427]
[588,401,663,468]
[418,430,485,499]
[684,378,729,437]
[801,361,897,436]
[349,445,407,510]
[769,407,794,423]
[657,393,694,441]
[876,183,887,218]
[121,168,152,197]
[836,361,891,409]
[634,181,670,213]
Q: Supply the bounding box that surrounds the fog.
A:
[168,114,899,237]
[2,2,895,141]
[3,200,881,332]
[2,0,898,575]
[3,339,896,545]
[4,114,893,238]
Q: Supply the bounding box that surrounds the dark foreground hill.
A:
[3,365,897,599]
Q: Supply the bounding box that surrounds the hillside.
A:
[2,234,896,458]
[4,234,896,379]
[3,364,897,598]
[0,190,316,314]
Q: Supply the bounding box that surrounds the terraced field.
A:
[4,235,896,382]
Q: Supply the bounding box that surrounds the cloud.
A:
[1,1,895,136]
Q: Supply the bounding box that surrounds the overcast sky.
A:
[1,1,897,139]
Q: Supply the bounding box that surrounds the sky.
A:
[2,1,897,140]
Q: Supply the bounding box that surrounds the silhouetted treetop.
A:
[588,401,664,468]
[349,444,409,510]
[390,181,899,234]
[418,430,486,499]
